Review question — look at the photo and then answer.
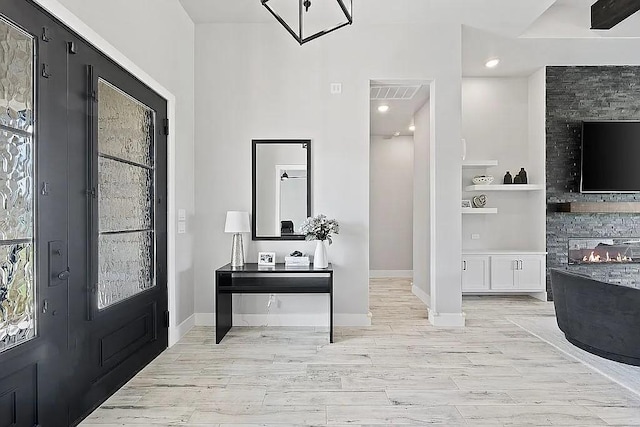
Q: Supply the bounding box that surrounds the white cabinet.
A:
[462,256,490,291]
[463,252,546,294]
[490,256,517,290]
[516,256,545,290]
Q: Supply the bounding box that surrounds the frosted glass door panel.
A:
[0,129,33,240]
[0,17,35,352]
[98,231,153,309]
[98,157,152,233]
[0,18,33,132]
[97,79,155,310]
[97,80,153,167]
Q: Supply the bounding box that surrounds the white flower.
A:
[299,214,340,245]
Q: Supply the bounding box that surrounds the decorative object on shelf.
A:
[472,194,487,208]
[261,0,353,45]
[513,173,522,184]
[516,168,528,184]
[472,175,494,185]
[285,258,310,266]
[462,200,472,208]
[300,214,339,269]
[258,251,276,266]
[225,211,251,267]
[461,138,467,161]
[503,171,513,184]
[285,250,311,266]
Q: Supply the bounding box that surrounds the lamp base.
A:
[231,233,245,267]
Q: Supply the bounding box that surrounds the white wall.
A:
[462,78,544,252]
[370,136,414,273]
[49,0,197,325]
[194,22,463,325]
[413,102,431,301]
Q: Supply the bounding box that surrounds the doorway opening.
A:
[368,79,431,320]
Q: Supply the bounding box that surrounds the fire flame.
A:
[582,251,633,263]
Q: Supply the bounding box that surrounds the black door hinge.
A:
[68,41,77,54]
[164,310,170,328]
[42,26,51,42]
[163,119,169,136]
[42,64,51,79]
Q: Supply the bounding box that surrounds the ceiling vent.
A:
[370,85,420,100]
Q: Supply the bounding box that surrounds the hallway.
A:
[83,278,640,425]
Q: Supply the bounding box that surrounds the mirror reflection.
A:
[253,140,311,240]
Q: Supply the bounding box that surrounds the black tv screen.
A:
[581,121,640,193]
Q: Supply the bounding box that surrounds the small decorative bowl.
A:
[472,175,494,185]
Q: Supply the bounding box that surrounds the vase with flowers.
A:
[299,214,339,269]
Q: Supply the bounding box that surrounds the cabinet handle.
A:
[463,260,467,271]
[519,260,523,270]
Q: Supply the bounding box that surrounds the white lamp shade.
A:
[225,211,251,233]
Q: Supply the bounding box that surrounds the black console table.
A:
[215,263,334,343]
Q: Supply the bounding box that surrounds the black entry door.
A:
[0,1,168,425]
[65,31,168,424]
[0,1,70,425]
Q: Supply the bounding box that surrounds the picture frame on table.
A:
[462,200,472,209]
[258,251,276,266]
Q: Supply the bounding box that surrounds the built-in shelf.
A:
[462,207,498,214]
[548,202,640,213]
[465,184,544,192]
[462,160,498,168]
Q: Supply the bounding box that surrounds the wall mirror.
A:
[252,139,311,240]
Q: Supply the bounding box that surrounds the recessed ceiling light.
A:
[485,58,500,68]
[377,105,390,113]
[409,125,416,132]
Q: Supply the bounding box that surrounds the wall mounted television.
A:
[581,121,640,193]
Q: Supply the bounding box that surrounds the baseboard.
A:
[370,270,413,278]
[169,313,195,347]
[194,312,371,327]
[411,285,430,307]
[428,309,466,327]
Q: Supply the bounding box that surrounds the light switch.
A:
[471,234,480,240]
[178,221,186,234]
[178,209,186,221]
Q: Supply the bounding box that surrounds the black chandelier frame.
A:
[261,0,353,45]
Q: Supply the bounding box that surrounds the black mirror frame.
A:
[252,139,312,241]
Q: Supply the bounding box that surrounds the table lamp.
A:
[225,211,250,267]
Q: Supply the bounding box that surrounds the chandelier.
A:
[261,0,353,45]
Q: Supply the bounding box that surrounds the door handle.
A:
[57,269,70,281]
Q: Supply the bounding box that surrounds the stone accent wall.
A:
[546,66,640,297]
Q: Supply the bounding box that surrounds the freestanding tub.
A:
[550,269,640,366]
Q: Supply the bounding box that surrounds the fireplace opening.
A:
[568,238,640,265]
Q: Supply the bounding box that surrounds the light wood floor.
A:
[82,278,640,426]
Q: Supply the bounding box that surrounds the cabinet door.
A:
[490,256,517,290]
[462,256,490,291]
[516,256,545,290]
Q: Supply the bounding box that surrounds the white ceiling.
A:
[179,0,555,36]
[179,0,640,78]
[370,83,429,138]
